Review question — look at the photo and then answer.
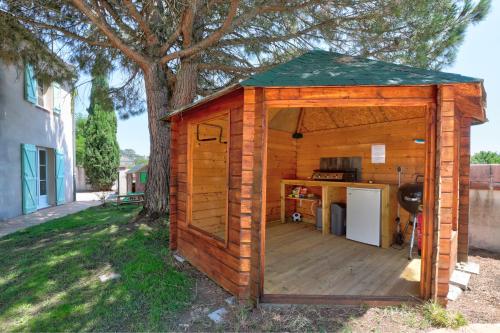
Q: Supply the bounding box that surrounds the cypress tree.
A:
[83,65,120,191]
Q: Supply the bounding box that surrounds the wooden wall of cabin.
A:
[170,90,250,297]
[266,129,297,222]
[293,117,427,232]
[190,116,228,239]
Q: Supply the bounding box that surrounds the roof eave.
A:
[161,83,242,121]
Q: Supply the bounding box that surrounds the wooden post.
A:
[243,87,265,302]
[457,117,472,262]
[421,102,437,300]
[280,182,286,223]
[433,85,460,304]
[321,186,330,235]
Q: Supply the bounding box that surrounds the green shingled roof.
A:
[240,50,481,87]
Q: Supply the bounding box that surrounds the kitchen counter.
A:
[280,179,392,248]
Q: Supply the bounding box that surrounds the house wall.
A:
[170,89,250,297]
[0,62,74,220]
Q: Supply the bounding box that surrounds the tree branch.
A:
[98,0,136,37]
[0,9,111,47]
[70,0,149,67]
[122,0,158,45]
[160,0,239,64]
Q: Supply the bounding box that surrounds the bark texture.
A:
[142,59,198,217]
[143,62,171,216]
[170,59,198,109]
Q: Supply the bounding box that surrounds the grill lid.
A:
[397,182,423,214]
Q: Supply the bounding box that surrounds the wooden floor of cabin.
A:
[264,222,420,296]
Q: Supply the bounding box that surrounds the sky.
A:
[76,3,500,157]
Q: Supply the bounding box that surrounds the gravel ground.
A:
[447,248,500,323]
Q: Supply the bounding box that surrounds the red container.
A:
[417,213,423,250]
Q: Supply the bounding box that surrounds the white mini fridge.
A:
[346,187,381,246]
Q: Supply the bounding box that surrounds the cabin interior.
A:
[263,106,427,297]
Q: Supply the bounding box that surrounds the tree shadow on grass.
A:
[0,206,193,332]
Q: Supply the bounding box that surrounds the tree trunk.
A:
[170,59,198,109]
[143,62,170,217]
[142,59,198,218]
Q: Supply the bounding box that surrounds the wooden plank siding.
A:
[433,85,461,304]
[457,117,472,262]
[266,129,297,222]
[169,88,251,297]
[169,119,179,250]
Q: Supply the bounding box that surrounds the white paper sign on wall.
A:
[371,144,386,164]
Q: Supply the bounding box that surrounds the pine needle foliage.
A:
[83,65,119,191]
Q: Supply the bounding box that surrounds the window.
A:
[37,79,46,107]
[24,63,62,113]
[189,112,229,241]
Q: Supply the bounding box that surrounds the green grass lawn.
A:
[0,205,192,332]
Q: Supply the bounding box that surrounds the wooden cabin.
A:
[126,164,148,193]
[164,51,487,305]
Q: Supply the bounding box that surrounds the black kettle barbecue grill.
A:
[397,176,424,259]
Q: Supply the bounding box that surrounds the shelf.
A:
[285,196,320,202]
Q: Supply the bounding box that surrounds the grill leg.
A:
[408,214,418,260]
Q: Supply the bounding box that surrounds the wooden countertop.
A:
[280,179,393,248]
[280,179,390,190]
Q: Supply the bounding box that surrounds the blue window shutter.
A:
[55,150,65,205]
[21,144,37,214]
[24,64,37,104]
[53,82,61,113]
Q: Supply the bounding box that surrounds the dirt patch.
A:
[171,248,500,332]
[447,248,500,323]
[167,259,232,332]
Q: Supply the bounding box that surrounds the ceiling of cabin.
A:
[268,106,426,133]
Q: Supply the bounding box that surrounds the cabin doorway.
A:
[262,106,430,300]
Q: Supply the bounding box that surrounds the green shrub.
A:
[423,302,468,329]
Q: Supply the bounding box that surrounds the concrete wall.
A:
[117,169,128,195]
[470,164,500,190]
[0,62,74,220]
[75,166,94,192]
[469,189,500,252]
[76,166,125,193]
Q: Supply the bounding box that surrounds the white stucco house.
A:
[0,61,75,220]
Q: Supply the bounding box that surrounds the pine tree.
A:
[75,114,86,167]
[83,65,120,191]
